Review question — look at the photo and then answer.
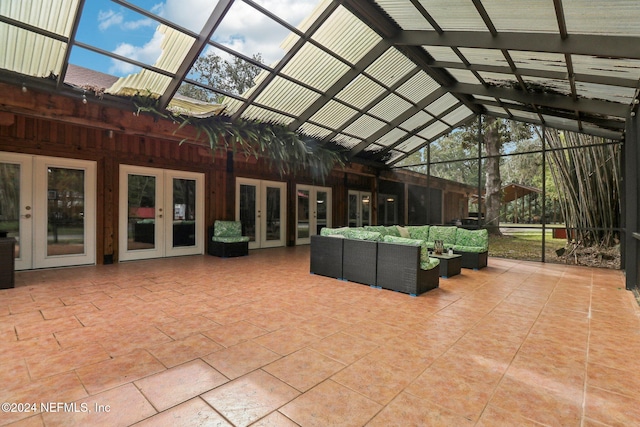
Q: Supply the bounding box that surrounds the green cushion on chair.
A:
[382,235,439,270]
[211,236,250,243]
[454,228,488,252]
[214,220,243,238]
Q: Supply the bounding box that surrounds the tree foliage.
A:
[178,52,264,103]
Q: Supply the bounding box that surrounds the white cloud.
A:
[98,10,123,31]
[108,30,165,75]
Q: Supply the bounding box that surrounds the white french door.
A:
[348,190,372,227]
[119,165,204,261]
[295,184,332,245]
[0,152,96,270]
[236,178,286,249]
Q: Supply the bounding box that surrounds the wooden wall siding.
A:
[1,84,471,264]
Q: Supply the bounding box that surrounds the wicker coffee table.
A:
[429,252,462,278]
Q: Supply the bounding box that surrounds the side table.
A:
[429,252,462,278]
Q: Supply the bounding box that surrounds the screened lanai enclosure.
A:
[1,0,639,289]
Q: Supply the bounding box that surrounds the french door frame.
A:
[295,184,332,245]
[1,152,96,270]
[118,165,204,261]
[236,178,287,249]
[348,190,372,228]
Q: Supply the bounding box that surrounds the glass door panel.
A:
[171,178,196,247]
[46,167,86,256]
[348,192,358,227]
[0,162,21,257]
[127,173,157,251]
[239,183,257,244]
[165,171,204,257]
[361,193,371,227]
[34,157,96,269]
[316,189,330,235]
[0,153,32,270]
[261,182,286,248]
[119,166,163,261]
[296,187,310,241]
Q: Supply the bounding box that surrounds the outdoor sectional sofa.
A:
[310,227,441,295]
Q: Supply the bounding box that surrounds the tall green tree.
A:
[178,53,263,103]
[398,117,532,233]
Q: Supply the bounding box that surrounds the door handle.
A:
[22,213,31,219]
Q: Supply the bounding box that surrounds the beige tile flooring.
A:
[1,246,640,426]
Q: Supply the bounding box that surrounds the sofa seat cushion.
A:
[211,236,250,243]
[454,228,488,252]
[452,244,486,253]
[382,235,439,270]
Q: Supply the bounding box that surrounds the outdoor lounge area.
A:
[2,247,640,426]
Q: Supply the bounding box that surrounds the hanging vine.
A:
[132,93,345,182]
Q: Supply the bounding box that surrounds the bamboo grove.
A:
[545,130,621,248]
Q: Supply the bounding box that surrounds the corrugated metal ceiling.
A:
[0,0,638,167]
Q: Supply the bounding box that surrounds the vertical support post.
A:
[623,113,639,290]
[541,126,547,263]
[426,140,431,224]
[477,114,483,229]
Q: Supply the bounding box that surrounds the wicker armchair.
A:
[208,220,249,257]
[376,237,440,295]
[452,228,489,269]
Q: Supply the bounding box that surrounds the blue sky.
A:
[69,0,320,78]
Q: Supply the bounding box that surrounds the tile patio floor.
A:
[1,246,640,426]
